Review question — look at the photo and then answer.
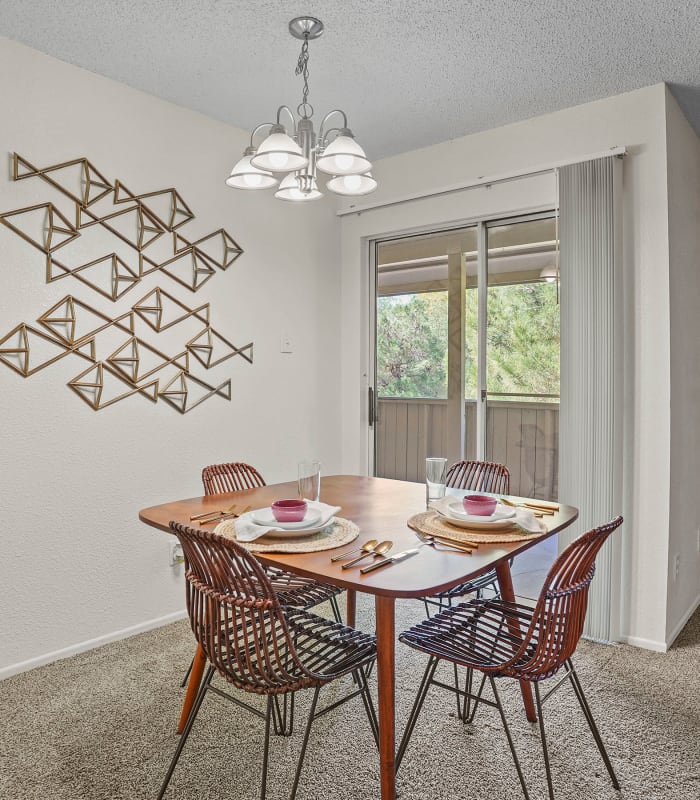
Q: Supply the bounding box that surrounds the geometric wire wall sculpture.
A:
[0,153,252,413]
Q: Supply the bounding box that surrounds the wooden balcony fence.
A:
[375,397,559,501]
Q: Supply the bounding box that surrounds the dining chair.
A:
[397,515,624,800]
[423,459,511,615]
[159,522,378,800]
[421,459,511,718]
[202,462,344,624]
[180,462,345,691]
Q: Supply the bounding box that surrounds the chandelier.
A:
[225,16,377,202]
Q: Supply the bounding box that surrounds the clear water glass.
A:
[298,460,321,502]
[425,457,447,506]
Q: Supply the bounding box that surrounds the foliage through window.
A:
[376,282,559,400]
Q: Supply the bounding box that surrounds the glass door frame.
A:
[368,209,557,478]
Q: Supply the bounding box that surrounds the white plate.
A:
[257,518,335,540]
[438,503,517,530]
[251,508,322,530]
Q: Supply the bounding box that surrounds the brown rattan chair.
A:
[180,463,345,691]
[397,516,624,800]
[424,459,512,614]
[201,462,344,624]
[159,523,378,800]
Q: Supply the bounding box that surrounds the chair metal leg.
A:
[534,681,555,800]
[289,686,321,800]
[180,656,194,688]
[466,672,488,724]
[396,656,439,771]
[158,665,215,800]
[355,667,380,747]
[565,659,620,790]
[329,594,343,624]
[272,691,295,736]
[490,677,530,800]
[259,696,274,800]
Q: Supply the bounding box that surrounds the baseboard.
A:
[619,634,668,652]
[665,592,700,650]
[0,609,188,681]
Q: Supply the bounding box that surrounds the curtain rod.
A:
[336,145,626,217]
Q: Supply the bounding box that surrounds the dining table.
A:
[139,474,578,800]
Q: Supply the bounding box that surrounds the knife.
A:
[361,548,420,574]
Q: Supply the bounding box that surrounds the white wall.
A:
[0,39,343,677]
[339,84,676,650]
[665,87,700,642]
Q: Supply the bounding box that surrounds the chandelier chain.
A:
[295,35,311,115]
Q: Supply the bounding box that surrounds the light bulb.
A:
[269,152,290,170]
[335,154,355,171]
[243,172,263,188]
[343,174,362,191]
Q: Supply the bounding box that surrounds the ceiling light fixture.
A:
[225,16,376,201]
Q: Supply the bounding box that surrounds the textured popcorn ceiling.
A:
[1,0,699,159]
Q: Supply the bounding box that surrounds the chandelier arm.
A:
[275,105,297,132]
[318,110,349,143]
[249,123,275,148]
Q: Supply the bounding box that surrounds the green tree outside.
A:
[377,283,559,399]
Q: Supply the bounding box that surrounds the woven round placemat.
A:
[408,511,547,544]
[214,517,359,554]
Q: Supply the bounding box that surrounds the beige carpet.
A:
[1,597,698,800]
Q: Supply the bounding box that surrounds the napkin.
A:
[228,500,342,542]
[429,497,542,534]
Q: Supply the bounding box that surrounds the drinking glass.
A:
[298,460,321,502]
[425,457,447,506]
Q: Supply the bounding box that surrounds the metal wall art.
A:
[0,153,252,413]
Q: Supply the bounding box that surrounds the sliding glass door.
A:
[371,212,559,500]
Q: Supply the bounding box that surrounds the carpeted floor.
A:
[1,597,698,800]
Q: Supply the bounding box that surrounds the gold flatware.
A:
[426,531,479,549]
[414,531,472,554]
[191,503,237,521]
[500,498,556,514]
[342,540,393,569]
[331,539,378,562]
[197,504,252,525]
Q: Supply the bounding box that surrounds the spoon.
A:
[342,540,393,569]
[331,539,378,562]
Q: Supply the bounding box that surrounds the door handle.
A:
[368,386,376,426]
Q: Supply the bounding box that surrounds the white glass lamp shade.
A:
[327,172,377,196]
[225,154,278,190]
[274,173,322,202]
[251,132,308,172]
[317,135,371,175]
[539,265,559,282]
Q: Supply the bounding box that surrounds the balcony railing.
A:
[375,397,559,501]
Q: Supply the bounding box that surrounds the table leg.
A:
[375,594,396,800]
[177,644,207,734]
[346,588,357,627]
[495,561,536,723]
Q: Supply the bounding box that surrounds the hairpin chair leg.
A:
[534,681,555,800]
[260,696,274,800]
[355,667,380,746]
[272,691,295,737]
[396,655,439,771]
[329,594,342,624]
[491,677,530,800]
[565,659,620,790]
[158,665,216,800]
[289,686,321,800]
[180,656,194,688]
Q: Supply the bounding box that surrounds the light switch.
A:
[281,333,293,353]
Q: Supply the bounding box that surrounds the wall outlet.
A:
[673,553,680,582]
[280,333,293,354]
[170,542,184,567]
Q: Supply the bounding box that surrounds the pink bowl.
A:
[271,499,307,523]
[462,494,497,516]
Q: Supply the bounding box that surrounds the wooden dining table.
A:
[139,474,578,800]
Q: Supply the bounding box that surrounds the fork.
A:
[414,530,473,554]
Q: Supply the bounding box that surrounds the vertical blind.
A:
[558,156,623,642]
